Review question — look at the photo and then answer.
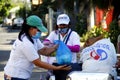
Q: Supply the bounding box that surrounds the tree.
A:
[0,0,12,19]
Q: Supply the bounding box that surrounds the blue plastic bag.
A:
[54,40,72,65]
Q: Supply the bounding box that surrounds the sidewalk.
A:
[0,67,47,80]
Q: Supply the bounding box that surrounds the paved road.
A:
[0,27,47,80]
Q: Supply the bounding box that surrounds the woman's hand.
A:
[56,65,71,70]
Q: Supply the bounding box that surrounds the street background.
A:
[0,26,47,80]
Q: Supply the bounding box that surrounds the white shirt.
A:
[46,29,80,63]
[4,35,44,79]
[80,38,117,79]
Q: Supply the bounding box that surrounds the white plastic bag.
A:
[40,55,56,64]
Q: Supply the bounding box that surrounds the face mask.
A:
[32,32,41,39]
[59,28,68,34]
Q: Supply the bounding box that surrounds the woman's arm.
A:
[38,44,58,56]
[32,58,71,70]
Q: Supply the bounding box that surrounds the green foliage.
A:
[46,0,74,12]
[0,19,3,24]
[64,0,74,13]
[16,4,31,19]
[109,19,120,47]
[80,26,109,42]
[0,0,12,17]
[47,0,58,11]
[16,7,26,18]
[80,20,119,48]
[75,14,87,36]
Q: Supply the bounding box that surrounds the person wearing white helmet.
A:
[43,13,81,80]
[43,13,80,63]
